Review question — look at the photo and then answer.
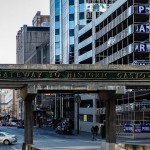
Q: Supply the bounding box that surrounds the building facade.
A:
[16,25,49,64]
[75,0,150,136]
[50,0,115,64]
[49,0,117,132]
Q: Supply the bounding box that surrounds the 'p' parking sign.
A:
[138,5,146,14]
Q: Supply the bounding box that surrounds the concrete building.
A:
[75,0,150,136]
[16,25,49,64]
[16,12,50,124]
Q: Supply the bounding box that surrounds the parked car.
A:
[0,132,17,145]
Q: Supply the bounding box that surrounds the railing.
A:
[96,6,133,40]
[96,102,150,114]
[96,25,132,54]
[116,102,150,112]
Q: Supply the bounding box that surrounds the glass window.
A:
[55,29,59,35]
[79,19,84,25]
[69,29,74,36]
[55,21,60,29]
[55,42,60,48]
[55,9,60,16]
[79,4,84,12]
[69,21,75,29]
[79,0,84,4]
[56,48,60,55]
[55,55,60,63]
[69,0,74,5]
[69,6,75,14]
[69,45,74,52]
[55,35,60,42]
[69,36,74,45]
[80,100,93,108]
[79,12,84,19]
[55,16,60,21]
[69,14,74,21]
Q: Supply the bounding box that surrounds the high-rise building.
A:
[50,0,116,64]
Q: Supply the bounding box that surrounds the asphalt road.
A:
[0,126,149,150]
[0,126,101,150]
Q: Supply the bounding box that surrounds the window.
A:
[69,6,75,14]
[69,14,74,21]
[55,29,59,35]
[55,22,60,29]
[79,12,84,19]
[79,0,84,4]
[69,0,74,5]
[69,21,75,29]
[80,100,93,108]
[69,29,74,36]
[55,16,60,21]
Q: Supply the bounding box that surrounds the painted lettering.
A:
[23,72,30,77]
[16,72,21,78]
[31,72,36,78]
[3,72,8,78]
[37,72,42,78]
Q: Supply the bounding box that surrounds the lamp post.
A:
[75,95,81,135]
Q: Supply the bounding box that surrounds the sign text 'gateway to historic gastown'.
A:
[0,70,150,80]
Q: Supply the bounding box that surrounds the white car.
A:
[0,132,17,145]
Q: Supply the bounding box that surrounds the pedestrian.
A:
[95,125,99,136]
[91,126,96,141]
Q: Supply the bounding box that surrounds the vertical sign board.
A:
[138,5,146,14]
[136,24,147,33]
[135,43,147,52]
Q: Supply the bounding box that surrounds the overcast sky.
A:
[0,0,49,64]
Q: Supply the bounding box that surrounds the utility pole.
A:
[75,95,81,135]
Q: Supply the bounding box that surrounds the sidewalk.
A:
[37,126,150,146]
[72,130,102,141]
[38,126,102,141]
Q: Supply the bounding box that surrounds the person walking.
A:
[91,126,96,141]
[95,125,99,136]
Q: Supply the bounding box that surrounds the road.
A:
[0,126,101,150]
[1,126,149,150]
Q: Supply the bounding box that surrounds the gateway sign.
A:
[0,70,150,80]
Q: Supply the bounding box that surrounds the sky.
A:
[0,0,49,64]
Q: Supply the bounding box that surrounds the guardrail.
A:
[26,144,41,150]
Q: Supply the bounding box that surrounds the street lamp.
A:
[75,95,81,135]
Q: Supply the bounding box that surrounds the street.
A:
[0,126,101,150]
